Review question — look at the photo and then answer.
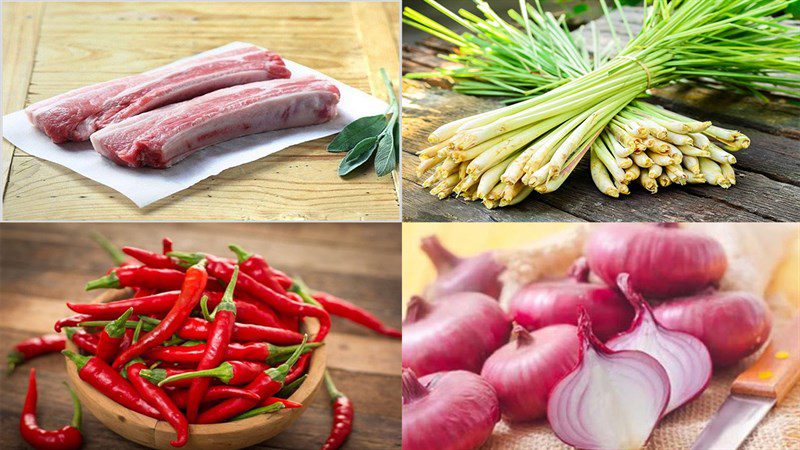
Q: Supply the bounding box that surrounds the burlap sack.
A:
[493,224,799,450]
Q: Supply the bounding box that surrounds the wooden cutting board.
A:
[402,10,800,222]
[2,2,400,221]
[0,223,401,449]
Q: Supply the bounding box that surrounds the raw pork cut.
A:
[26,44,290,143]
[90,76,341,168]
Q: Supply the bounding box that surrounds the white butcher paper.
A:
[2,42,388,208]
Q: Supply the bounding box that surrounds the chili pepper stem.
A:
[85,272,120,291]
[64,382,83,430]
[228,244,253,264]
[90,232,128,266]
[232,403,285,421]
[276,374,308,398]
[158,361,235,387]
[324,370,345,402]
[62,350,90,370]
[266,342,322,366]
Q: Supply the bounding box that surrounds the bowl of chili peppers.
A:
[59,241,329,449]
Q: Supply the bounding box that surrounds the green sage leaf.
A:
[327,115,387,153]
[374,129,395,176]
[338,136,378,176]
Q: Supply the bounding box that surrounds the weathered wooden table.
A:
[0,223,401,449]
[402,10,800,222]
[2,2,400,221]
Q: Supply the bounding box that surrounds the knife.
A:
[691,314,800,450]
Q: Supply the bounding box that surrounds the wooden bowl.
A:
[64,289,326,449]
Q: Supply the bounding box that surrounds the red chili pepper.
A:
[170,253,330,343]
[260,396,303,409]
[127,361,188,447]
[169,385,261,409]
[228,244,287,293]
[154,360,271,387]
[62,350,162,419]
[178,317,303,345]
[195,336,308,424]
[184,266,240,423]
[312,291,402,339]
[206,295,283,329]
[111,261,208,370]
[123,246,182,269]
[7,334,66,374]
[85,266,189,292]
[144,341,320,365]
[321,370,354,450]
[270,268,294,290]
[64,328,99,355]
[67,291,180,319]
[20,369,83,450]
[163,238,173,254]
[133,287,157,298]
[55,315,93,333]
[95,308,134,363]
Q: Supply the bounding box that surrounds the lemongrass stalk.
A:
[699,158,730,188]
[502,186,535,206]
[450,129,526,163]
[477,155,517,199]
[707,144,737,164]
[601,131,634,157]
[686,132,709,150]
[434,158,460,181]
[520,109,597,177]
[631,151,653,168]
[608,122,641,152]
[645,137,672,153]
[612,116,648,139]
[703,125,742,143]
[648,163,663,179]
[647,151,673,166]
[666,164,688,185]
[615,179,630,195]
[486,182,508,202]
[638,118,669,139]
[664,130,693,146]
[417,138,454,158]
[720,162,737,185]
[590,147,620,198]
[422,172,438,188]
[417,154,445,177]
[500,181,526,204]
[686,172,706,184]
[677,144,711,157]
[593,139,626,183]
[639,170,658,194]
[615,156,633,170]
[624,164,640,182]
[633,102,711,132]
[458,162,468,180]
[682,155,701,175]
[432,173,461,198]
[666,145,683,165]
[658,173,673,187]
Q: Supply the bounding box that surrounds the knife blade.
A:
[691,315,800,450]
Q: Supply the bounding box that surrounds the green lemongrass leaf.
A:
[374,129,396,176]
[338,136,378,176]
[327,114,387,153]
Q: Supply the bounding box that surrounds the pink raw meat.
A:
[90,76,341,169]
[25,44,290,143]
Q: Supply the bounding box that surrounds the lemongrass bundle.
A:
[405,0,798,207]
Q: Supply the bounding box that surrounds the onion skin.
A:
[421,235,504,299]
[585,223,727,298]
[607,274,712,414]
[547,310,670,450]
[402,368,500,450]
[508,258,633,340]
[403,294,511,377]
[653,291,771,366]
[481,324,580,422]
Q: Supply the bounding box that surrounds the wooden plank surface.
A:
[0,223,401,449]
[401,8,800,222]
[2,2,400,221]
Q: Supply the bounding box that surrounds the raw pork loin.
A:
[26,44,290,143]
[90,76,341,168]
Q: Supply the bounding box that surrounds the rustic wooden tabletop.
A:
[401,10,800,222]
[2,2,400,221]
[0,223,401,449]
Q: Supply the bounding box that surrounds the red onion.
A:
[547,309,670,450]
[606,274,712,414]
[585,223,727,298]
[403,294,511,376]
[508,258,633,340]
[421,235,504,299]
[402,368,500,450]
[481,324,580,422]
[653,291,771,366]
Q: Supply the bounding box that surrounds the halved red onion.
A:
[606,274,712,414]
[547,309,670,450]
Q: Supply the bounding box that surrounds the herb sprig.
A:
[329,68,399,177]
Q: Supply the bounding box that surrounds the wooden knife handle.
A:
[731,315,800,404]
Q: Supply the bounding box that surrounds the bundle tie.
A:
[620,56,652,90]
